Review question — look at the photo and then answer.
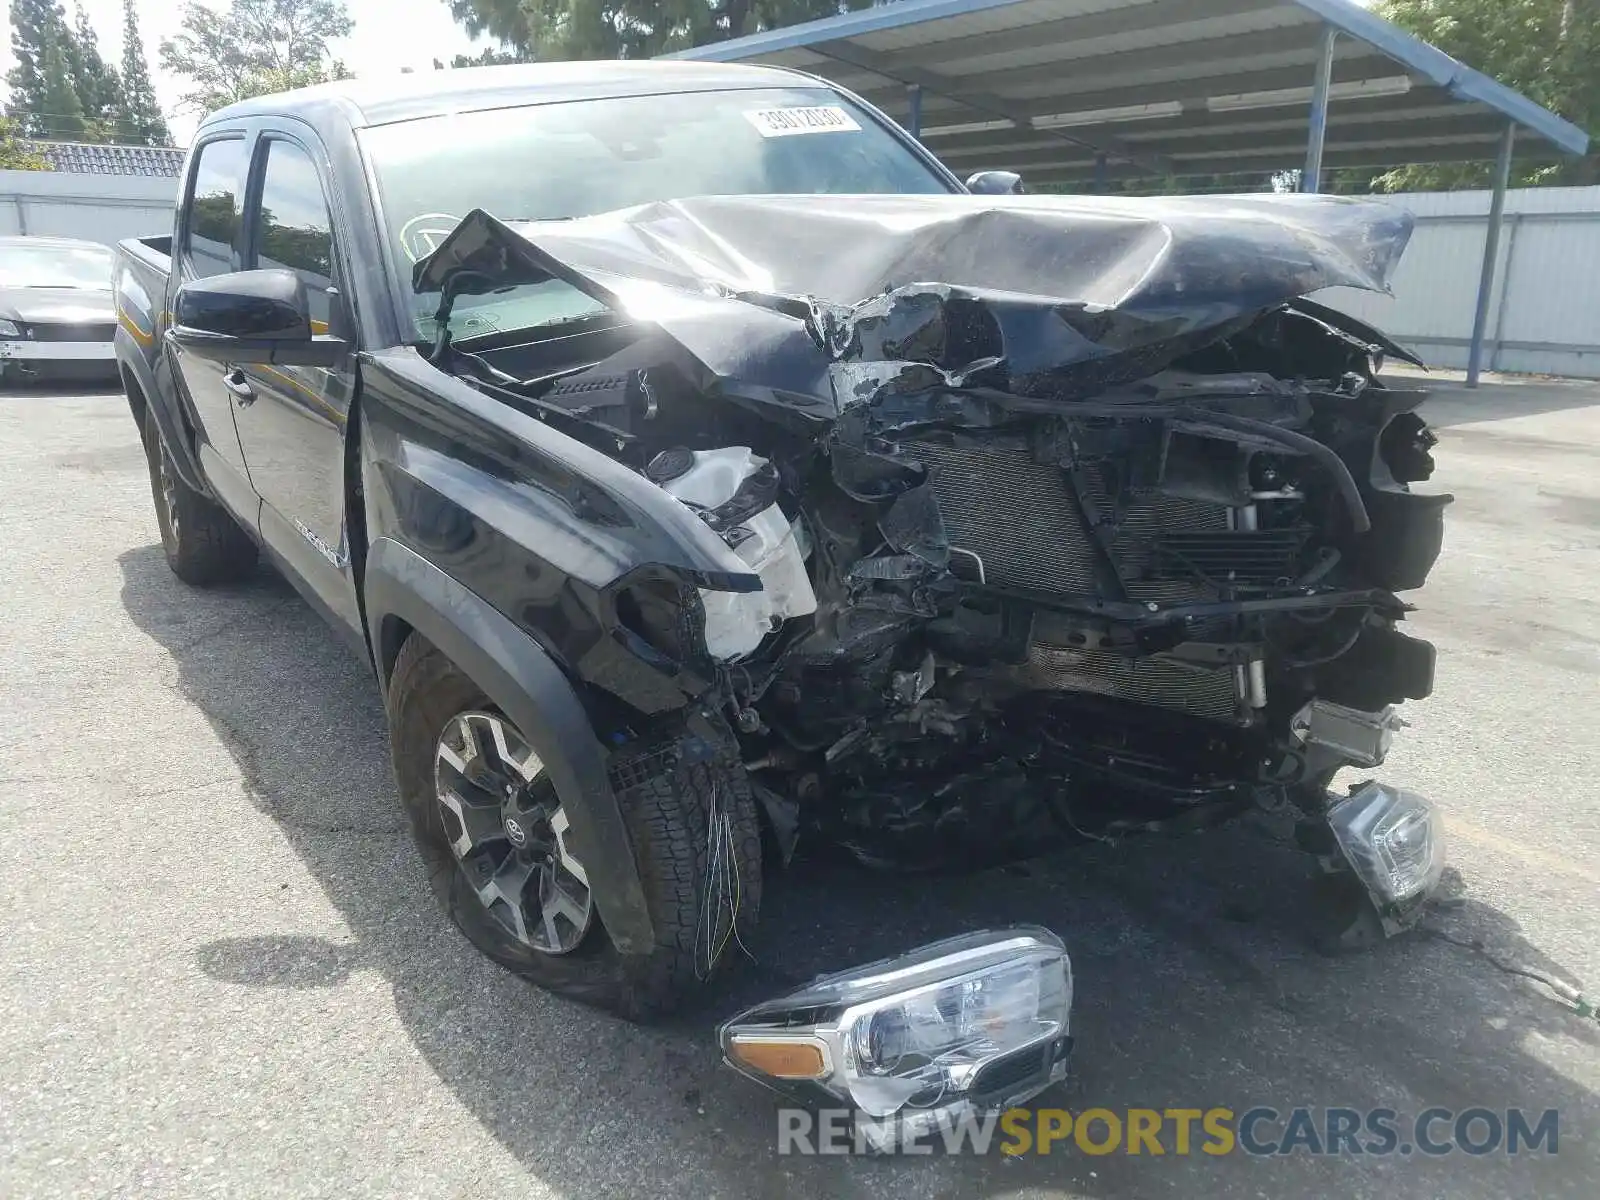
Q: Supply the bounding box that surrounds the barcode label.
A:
[743,106,862,138]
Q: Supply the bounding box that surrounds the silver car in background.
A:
[0,236,118,385]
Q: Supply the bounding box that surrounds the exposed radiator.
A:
[1022,644,1242,724]
[905,442,1097,592]
[906,442,1234,602]
[904,439,1246,722]
[1078,463,1230,605]
[1153,529,1309,585]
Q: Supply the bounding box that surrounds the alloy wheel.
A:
[433,711,594,955]
[156,444,180,549]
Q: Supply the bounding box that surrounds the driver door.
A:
[229,131,362,637]
[166,133,257,525]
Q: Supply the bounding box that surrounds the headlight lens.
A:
[721,928,1071,1120]
[1327,781,1446,907]
[0,319,20,337]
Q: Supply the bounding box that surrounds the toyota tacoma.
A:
[114,62,1448,1047]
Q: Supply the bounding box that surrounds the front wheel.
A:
[388,635,762,1020]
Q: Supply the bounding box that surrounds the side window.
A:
[183,138,246,279]
[251,139,335,329]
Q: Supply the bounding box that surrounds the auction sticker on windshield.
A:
[744,107,862,137]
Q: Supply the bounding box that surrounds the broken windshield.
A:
[361,85,953,344]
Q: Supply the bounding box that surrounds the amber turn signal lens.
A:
[728,1036,828,1080]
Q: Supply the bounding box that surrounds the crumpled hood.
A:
[417,192,1414,410]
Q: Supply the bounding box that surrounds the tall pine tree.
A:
[70,2,123,139]
[39,33,85,140]
[117,0,171,145]
[7,0,72,137]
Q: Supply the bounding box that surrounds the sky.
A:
[2,0,489,144]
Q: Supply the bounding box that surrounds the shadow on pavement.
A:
[0,377,122,399]
[118,544,1598,1199]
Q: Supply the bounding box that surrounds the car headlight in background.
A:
[0,319,20,337]
[1327,781,1446,911]
[721,928,1072,1125]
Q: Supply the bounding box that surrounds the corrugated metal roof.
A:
[666,0,1590,186]
[34,141,185,177]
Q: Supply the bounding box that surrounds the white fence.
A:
[0,170,177,250]
[1316,185,1600,379]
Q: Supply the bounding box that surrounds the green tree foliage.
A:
[118,0,171,146]
[446,0,870,60]
[7,0,70,137]
[69,2,123,124]
[232,59,355,103]
[1370,0,1599,189]
[8,0,146,144]
[160,0,355,115]
[39,33,85,140]
[0,115,50,168]
[434,46,530,69]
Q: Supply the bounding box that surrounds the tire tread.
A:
[388,635,761,1021]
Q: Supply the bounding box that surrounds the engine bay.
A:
[414,195,1449,867]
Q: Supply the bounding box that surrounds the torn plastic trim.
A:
[1288,296,1426,370]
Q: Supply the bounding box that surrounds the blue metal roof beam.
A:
[882,0,1281,72]
[665,0,1589,157]
[1295,0,1587,155]
[802,38,1173,174]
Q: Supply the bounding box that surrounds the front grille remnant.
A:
[20,322,117,343]
[1023,644,1243,724]
[906,441,1098,593]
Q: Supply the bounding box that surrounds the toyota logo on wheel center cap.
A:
[504,816,527,846]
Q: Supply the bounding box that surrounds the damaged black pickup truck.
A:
[116,61,1448,1119]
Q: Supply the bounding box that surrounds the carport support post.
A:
[1302,27,1338,192]
[1467,121,1517,388]
[1094,153,1109,192]
[906,84,922,141]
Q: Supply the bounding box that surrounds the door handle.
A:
[222,368,255,406]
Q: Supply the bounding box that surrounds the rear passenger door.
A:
[231,130,362,636]
[167,133,255,521]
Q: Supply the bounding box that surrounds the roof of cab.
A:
[203,60,825,132]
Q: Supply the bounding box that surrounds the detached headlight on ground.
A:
[1327,781,1446,912]
[721,928,1071,1121]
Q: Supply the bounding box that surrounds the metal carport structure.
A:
[665,0,1590,386]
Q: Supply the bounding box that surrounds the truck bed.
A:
[118,235,172,276]
[113,235,174,371]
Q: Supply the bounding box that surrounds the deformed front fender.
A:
[363,535,655,955]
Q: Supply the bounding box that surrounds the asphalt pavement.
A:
[0,372,1596,1198]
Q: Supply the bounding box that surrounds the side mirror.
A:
[965,170,1026,196]
[170,268,347,367]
